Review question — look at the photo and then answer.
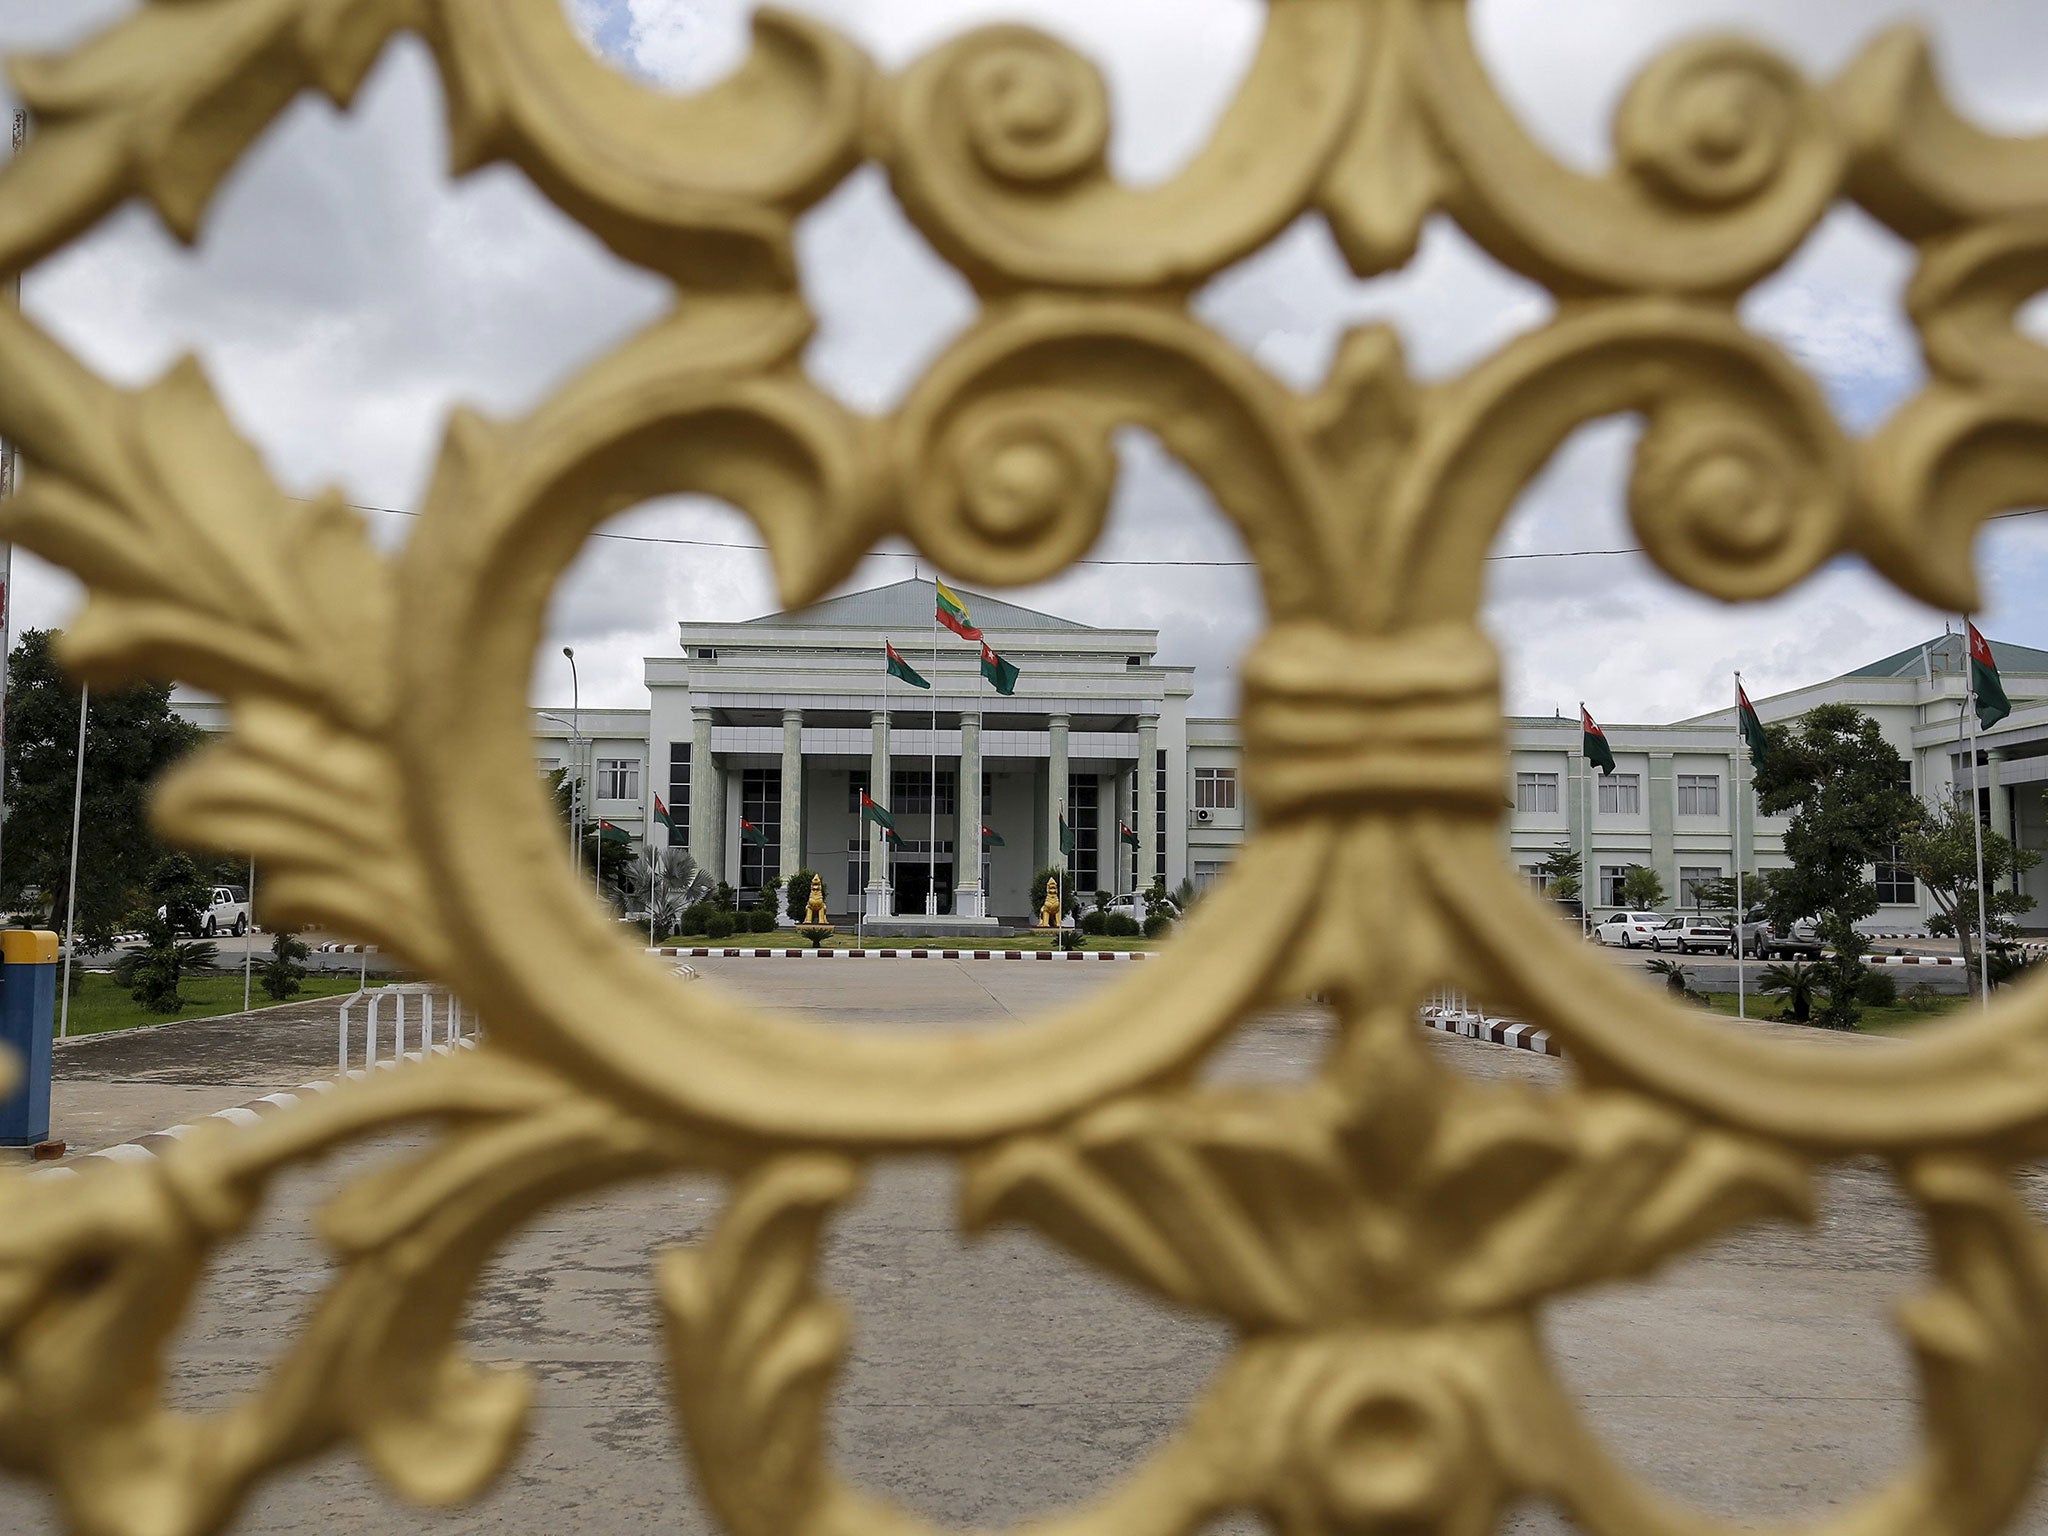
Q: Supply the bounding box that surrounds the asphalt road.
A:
[4,960,2043,1533]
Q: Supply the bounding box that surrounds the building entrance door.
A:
[891,862,954,916]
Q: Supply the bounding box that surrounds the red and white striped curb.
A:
[1419,1007,1562,1058]
[1863,954,1965,967]
[648,945,1155,961]
[27,1041,477,1181]
[315,942,378,954]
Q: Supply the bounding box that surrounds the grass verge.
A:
[1690,989,1969,1033]
[61,971,374,1038]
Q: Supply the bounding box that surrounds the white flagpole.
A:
[1964,622,1992,1009]
[931,589,940,919]
[1734,674,1746,1022]
[242,855,256,1012]
[57,685,87,1040]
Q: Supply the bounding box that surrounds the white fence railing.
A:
[338,984,478,1073]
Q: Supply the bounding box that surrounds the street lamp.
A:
[563,648,581,883]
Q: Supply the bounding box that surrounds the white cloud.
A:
[0,0,2042,723]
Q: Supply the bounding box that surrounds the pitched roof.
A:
[1846,632,2048,679]
[737,578,1102,634]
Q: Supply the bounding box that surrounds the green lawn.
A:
[1691,989,1970,1034]
[653,929,1163,952]
[59,971,374,1038]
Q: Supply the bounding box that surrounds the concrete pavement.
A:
[4,959,2045,1533]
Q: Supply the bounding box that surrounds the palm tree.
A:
[1642,957,1691,998]
[1757,961,1817,1024]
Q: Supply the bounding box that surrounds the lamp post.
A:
[564,648,581,883]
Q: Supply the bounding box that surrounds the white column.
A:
[865,708,892,917]
[958,715,984,917]
[1137,717,1158,894]
[1989,750,2013,895]
[1048,712,1070,873]
[689,709,718,881]
[1114,767,1134,896]
[778,708,803,922]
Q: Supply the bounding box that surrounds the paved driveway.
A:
[4,959,2044,1533]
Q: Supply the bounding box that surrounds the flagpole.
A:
[931,589,940,919]
[57,685,87,1041]
[1964,621,1992,1009]
[243,855,256,1013]
[1733,673,1746,1022]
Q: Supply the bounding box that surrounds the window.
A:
[666,742,691,845]
[1597,773,1641,816]
[847,837,869,900]
[1679,866,1724,909]
[1874,858,1915,904]
[739,767,780,891]
[1155,749,1168,884]
[890,767,955,815]
[1515,772,1560,815]
[848,768,869,813]
[597,758,639,802]
[1522,864,1554,892]
[1193,859,1229,891]
[1600,865,1630,908]
[1676,774,1721,816]
[1067,774,1100,893]
[1194,767,1237,810]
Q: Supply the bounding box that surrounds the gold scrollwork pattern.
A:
[0,5,2046,1536]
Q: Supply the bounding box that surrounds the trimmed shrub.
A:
[678,903,712,936]
[1143,912,1173,939]
[1855,965,1898,1007]
[1080,910,1110,935]
[749,908,778,934]
[705,912,738,940]
[1105,913,1141,937]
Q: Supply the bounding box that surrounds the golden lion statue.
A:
[1037,876,1062,930]
[803,873,828,927]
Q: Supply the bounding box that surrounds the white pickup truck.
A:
[158,884,251,937]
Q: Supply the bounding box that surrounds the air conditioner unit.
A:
[1193,807,1213,825]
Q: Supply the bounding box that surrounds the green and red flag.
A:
[1737,683,1769,769]
[1968,621,2013,730]
[858,790,896,832]
[739,817,769,848]
[979,641,1019,696]
[597,820,632,845]
[652,794,677,835]
[1118,821,1140,849]
[884,640,930,690]
[982,825,1005,847]
[1059,811,1074,859]
[885,828,905,849]
[936,580,982,641]
[1580,705,1615,777]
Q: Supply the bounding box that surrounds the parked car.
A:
[1738,908,1822,960]
[1650,915,1734,955]
[157,884,250,938]
[1593,911,1666,948]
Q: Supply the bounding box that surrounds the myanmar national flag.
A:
[859,790,896,831]
[1738,683,1769,769]
[982,825,1005,847]
[884,640,930,690]
[979,641,1019,696]
[1059,813,1075,859]
[1580,706,1615,776]
[597,820,632,845]
[652,795,677,835]
[1118,821,1140,849]
[1969,621,2013,730]
[936,580,982,641]
[740,817,769,847]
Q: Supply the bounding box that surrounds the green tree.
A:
[1619,864,1665,910]
[1537,843,1582,903]
[1757,961,1818,1024]
[261,928,310,1001]
[1750,705,1919,1029]
[3,630,203,944]
[1029,865,1076,924]
[148,852,211,936]
[1899,795,2041,995]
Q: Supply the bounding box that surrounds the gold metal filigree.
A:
[2,4,2048,1536]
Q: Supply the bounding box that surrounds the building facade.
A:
[169,598,2048,932]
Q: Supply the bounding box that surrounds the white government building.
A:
[172,585,2048,932]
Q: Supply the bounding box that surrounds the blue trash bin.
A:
[0,928,58,1147]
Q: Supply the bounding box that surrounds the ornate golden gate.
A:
[2,4,2047,1534]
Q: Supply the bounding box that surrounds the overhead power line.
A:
[315,498,2045,569]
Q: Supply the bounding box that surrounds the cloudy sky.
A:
[1,0,2044,723]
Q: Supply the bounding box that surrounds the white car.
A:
[158,884,251,938]
[1594,911,1666,948]
[1650,915,1734,955]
